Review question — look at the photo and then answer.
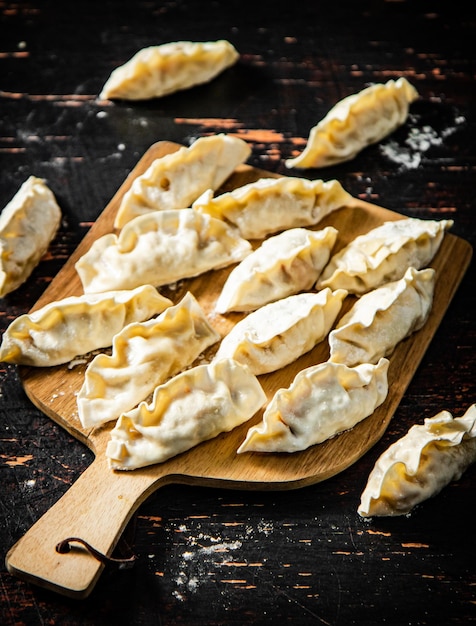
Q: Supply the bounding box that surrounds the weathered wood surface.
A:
[1,0,475,623]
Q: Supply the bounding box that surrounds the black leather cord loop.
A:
[55,537,137,570]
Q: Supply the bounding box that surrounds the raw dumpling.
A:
[215,289,347,375]
[100,40,239,101]
[317,217,452,295]
[76,209,252,294]
[0,285,172,367]
[358,404,476,517]
[115,134,251,228]
[192,176,353,239]
[106,358,267,470]
[238,358,389,454]
[215,226,338,313]
[0,176,61,298]
[77,292,220,429]
[285,77,419,169]
[329,267,435,366]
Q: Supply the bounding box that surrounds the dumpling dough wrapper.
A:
[106,358,267,470]
[358,404,476,517]
[285,77,418,169]
[0,176,61,298]
[100,40,239,101]
[115,134,251,228]
[238,358,389,454]
[0,285,171,367]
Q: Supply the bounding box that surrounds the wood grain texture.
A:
[1,1,475,624]
[5,141,472,597]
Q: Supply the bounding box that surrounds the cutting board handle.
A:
[5,454,165,599]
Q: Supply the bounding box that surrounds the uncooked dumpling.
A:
[0,176,61,298]
[216,227,338,313]
[358,404,476,517]
[329,267,435,366]
[0,285,172,367]
[285,78,419,169]
[77,292,220,429]
[214,289,347,375]
[106,358,267,470]
[76,209,252,293]
[317,217,452,295]
[193,176,353,239]
[115,134,251,228]
[238,358,389,454]
[100,40,239,101]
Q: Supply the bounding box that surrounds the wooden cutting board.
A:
[5,140,472,598]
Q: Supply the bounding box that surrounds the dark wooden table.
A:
[1,1,475,624]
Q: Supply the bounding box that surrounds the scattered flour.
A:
[169,518,275,600]
[170,528,244,599]
[49,390,65,402]
[379,112,466,170]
